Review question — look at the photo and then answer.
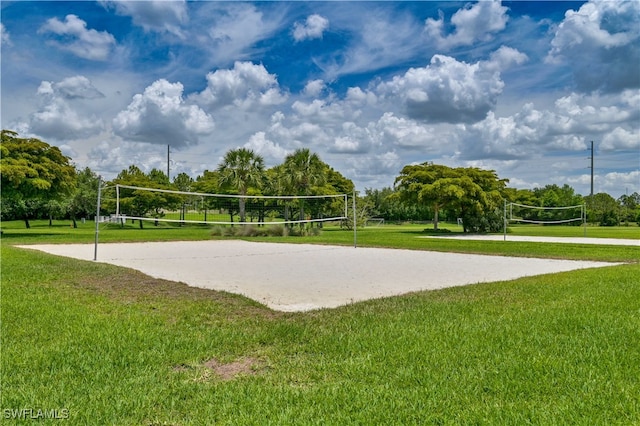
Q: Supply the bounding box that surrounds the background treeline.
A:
[365,162,639,232]
[2,130,639,230]
[364,184,640,228]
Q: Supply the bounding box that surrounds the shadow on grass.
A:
[397,228,458,236]
[1,232,61,239]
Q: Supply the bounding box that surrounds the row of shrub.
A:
[210,224,322,237]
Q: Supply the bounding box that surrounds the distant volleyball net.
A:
[504,202,587,239]
[506,202,585,225]
[112,184,349,226]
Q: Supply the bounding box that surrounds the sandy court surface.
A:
[20,240,623,312]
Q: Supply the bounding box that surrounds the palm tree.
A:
[281,148,327,222]
[217,148,265,223]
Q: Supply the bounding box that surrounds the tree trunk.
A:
[139,219,144,229]
[258,201,265,226]
[460,206,468,233]
[72,217,77,228]
[433,205,439,230]
[239,198,246,223]
[24,217,31,229]
[284,204,291,229]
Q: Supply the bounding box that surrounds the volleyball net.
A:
[506,202,585,225]
[110,184,349,226]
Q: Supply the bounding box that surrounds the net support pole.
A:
[93,176,102,261]
[503,199,507,241]
[583,203,587,237]
[116,184,120,217]
[353,189,357,248]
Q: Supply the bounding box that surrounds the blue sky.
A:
[1,1,638,198]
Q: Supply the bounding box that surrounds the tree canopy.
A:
[217,148,265,223]
[108,166,184,228]
[1,130,76,227]
[67,167,100,227]
[394,162,507,232]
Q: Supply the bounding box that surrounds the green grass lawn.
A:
[1,220,639,424]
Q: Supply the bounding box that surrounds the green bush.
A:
[599,211,620,227]
[211,224,304,237]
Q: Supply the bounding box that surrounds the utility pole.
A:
[589,140,594,196]
[167,144,170,182]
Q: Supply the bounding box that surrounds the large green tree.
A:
[67,167,100,228]
[530,184,584,223]
[585,192,620,226]
[451,167,507,233]
[394,162,458,230]
[280,148,327,223]
[194,170,220,194]
[394,162,508,232]
[365,187,434,222]
[280,148,326,195]
[618,192,640,224]
[173,172,194,192]
[217,148,265,223]
[109,166,181,228]
[193,169,228,220]
[0,130,76,228]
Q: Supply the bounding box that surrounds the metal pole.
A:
[116,184,120,217]
[93,176,102,261]
[590,141,594,196]
[353,189,357,248]
[503,199,507,241]
[344,194,348,221]
[167,144,170,181]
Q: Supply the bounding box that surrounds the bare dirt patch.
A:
[202,357,262,381]
[174,356,264,381]
[76,265,285,321]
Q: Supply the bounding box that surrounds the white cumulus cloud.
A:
[547,0,640,93]
[100,0,188,38]
[375,113,436,150]
[191,61,287,110]
[29,99,104,141]
[243,131,290,165]
[293,14,329,42]
[26,76,105,140]
[38,14,116,61]
[425,0,509,49]
[43,75,105,100]
[113,79,214,147]
[376,49,525,123]
[303,79,326,97]
[601,127,640,151]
